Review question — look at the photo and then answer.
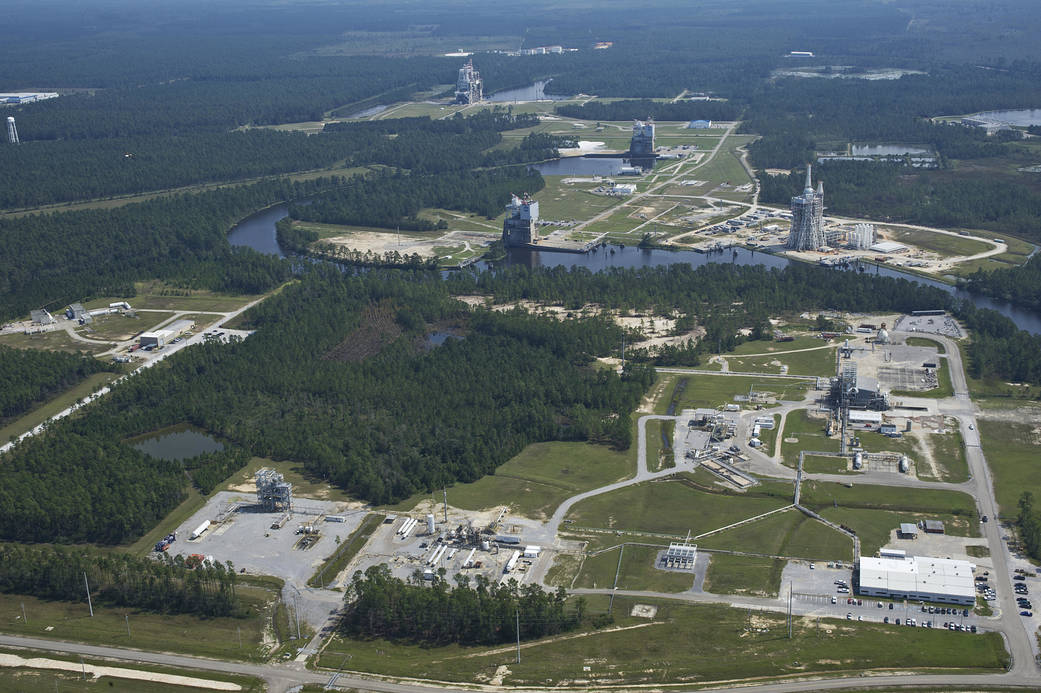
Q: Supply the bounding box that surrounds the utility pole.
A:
[237,626,242,649]
[125,613,131,638]
[515,607,521,664]
[787,582,793,639]
[20,602,26,625]
[294,597,301,640]
[83,573,93,617]
[443,486,448,524]
[80,656,86,680]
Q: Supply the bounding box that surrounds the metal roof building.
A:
[857,555,975,605]
[898,522,918,537]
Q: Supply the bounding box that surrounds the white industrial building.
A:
[609,183,636,195]
[870,240,908,254]
[847,410,883,428]
[139,318,196,348]
[0,92,59,104]
[665,543,697,561]
[857,555,976,605]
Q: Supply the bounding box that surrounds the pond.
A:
[228,204,288,258]
[424,331,465,350]
[487,80,570,102]
[968,109,1041,127]
[132,427,224,461]
[851,144,935,157]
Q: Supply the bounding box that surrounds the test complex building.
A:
[857,554,976,605]
[454,60,482,104]
[786,165,825,251]
[501,194,540,247]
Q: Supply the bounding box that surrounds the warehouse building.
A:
[857,555,976,605]
[139,319,196,348]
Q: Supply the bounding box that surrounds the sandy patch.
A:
[0,654,239,690]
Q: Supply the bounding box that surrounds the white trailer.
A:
[190,520,211,540]
[504,550,521,573]
[463,548,477,568]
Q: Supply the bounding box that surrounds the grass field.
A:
[0,647,263,692]
[317,594,1008,686]
[84,282,265,313]
[565,475,788,536]
[801,454,851,473]
[780,409,840,467]
[655,374,813,414]
[945,231,1036,277]
[820,507,978,556]
[882,227,992,258]
[0,587,276,662]
[905,336,946,353]
[74,311,176,342]
[978,420,1040,516]
[574,544,694,592]
[533,177,620,221]
[726,346,837,377]
[308,512,385,588]
[0,372,118,444]
[384,440,634,519]
[703,553,785,596]
[544,553,584,588]
[697,507,854,562]
[919,427,970,483]
[0,329,113,355]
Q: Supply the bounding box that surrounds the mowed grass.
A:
[924,426,969,483]
[882,227,992,257]
[317,594,1008,686]
[384,441,634,520]
[819,507,977,556]
[0,329,113,355]
[726,346,837,377]
[0,589,275,662]
[565,474,788,536]
[781,409,840,467]
[574,544,694,592]
[532,177,620,221]
[905,336,946,353]
[698,507,854,562]
[0,649,264,692]
[84,282,265,312]
[978,420,1041,517]
[703,553,785,597]
[655,374,812,414]
[0,372,119,444]
[74,311,176,342]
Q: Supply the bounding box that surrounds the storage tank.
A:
[899,455,910,473]
[190,520,211,540]
[480,540,491,551]
[426,513,436,534]
[853,452,863,470]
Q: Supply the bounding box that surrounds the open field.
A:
[573,544,694,592]
[0,647,264,692]
[317,594,1008,686]
[697,507,854,562]
[703,553,785,596]
[905,336,947,352]
[0,372,118,444]
[655,374,813,414]
[74,311,176,342]
[0,329,113,355]
[0,589,275,662]
[85,283,265,313]
[533,177,620,221]
[801,454,851,474]
[922,427,969,483]
[945,231,1036,276]
[881,226,992,258]
[384,440,633,520]
[780,409,840,467]
[726,346,837,377]
[978,420,1041,516]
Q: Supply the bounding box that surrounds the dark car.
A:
[1021,611,1033,617]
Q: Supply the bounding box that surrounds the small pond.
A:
[487,80,570,102]
[533,157,630,176]
[133,427,224,460]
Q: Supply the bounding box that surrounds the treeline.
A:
[0,176,343,321]
[183,448,252,495]
[0,346,116,424]
[556,99,739,122]
[0,544,243,618]
[289,168,545,230]
[965,255,1041,312]
[341,565,584,645]
[759,162,1041,242]
[0,129,370,209]
[1018,492,1041,561]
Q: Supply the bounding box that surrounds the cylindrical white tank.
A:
[481,540,490,551]
[899,455,909,473]
[853,452,863,470]
[426,513,436,534]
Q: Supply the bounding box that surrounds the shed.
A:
[523,546,541,558]
[924,520,945,534]
[898,523,918,538]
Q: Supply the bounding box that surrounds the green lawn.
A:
[565,474,788,536]
[882,227,992,258]
[655,374,812,414]
[726,346,837,377]
[905,336,946,353]
[0,330,113,355]
[978,420,1041,517]
[74,311,176,342]
[703,553,785,597]
[85,281,265,312]
[697,507,854,562]
[317,594,1008,686]
[0,588,277,662]
[820,507,979,556]
[781,409,841,467]
[574,544,694,592]
[532,176,621,221]
[0,372,119,444]
[384,440,634,520]
[919,427,969,483]
[802,454,852,473]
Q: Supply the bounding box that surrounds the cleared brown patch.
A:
[323,300,402,362]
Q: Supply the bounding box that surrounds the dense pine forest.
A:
[341,565,585,644]
[0,346,116,424]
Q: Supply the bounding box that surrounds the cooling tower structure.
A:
[786,165,825,251]
[6,116,18,144]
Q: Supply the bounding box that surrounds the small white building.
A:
[523,545,541,558]
[666,543,697,561]
[848,410,883,428]
[870,240,908,254]
[609,183,636,196]
[857,555,975,605]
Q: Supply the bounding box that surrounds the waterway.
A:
[132,427,224,461]
[227,209,1041,335]
[487,80,569,103]
[532,157,630,176]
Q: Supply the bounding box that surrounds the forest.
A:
[288,168,544,231]
[0,346,116,424]
[0,544,243,618]
[965,255,1041,311]
[341,565,585,645]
